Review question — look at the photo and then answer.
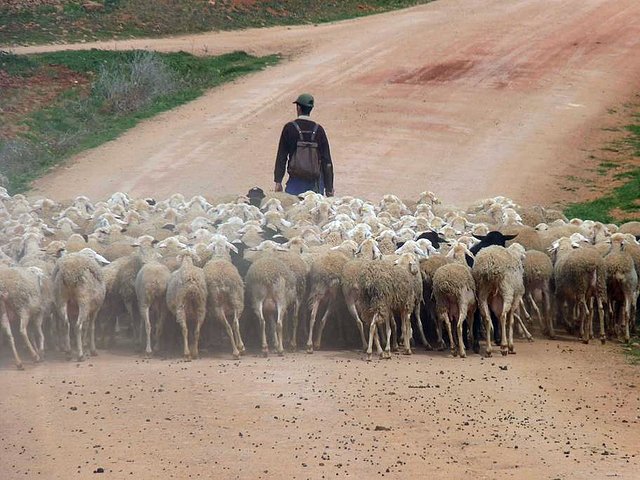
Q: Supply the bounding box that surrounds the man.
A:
[274,93,334,196]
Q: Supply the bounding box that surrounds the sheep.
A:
[306,250,350,353]
[432,243,477,358]
[164,249,207,359]
[419,255,452,350]
[472,243,526,356]
[52,249,108,361]
[394,252,427,353]
[551,237,606,344]
[245,255,297,356]
[135,261,172,357]
[0,267,46,369]
[522,250,555,338]
[618,221,640,237]
[203,258,245,359]
[358,259,415,359]
[603,233,638,342]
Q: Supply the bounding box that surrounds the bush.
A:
[0,139,44,190]
[93,51,177,114]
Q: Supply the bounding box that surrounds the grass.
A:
[0,49,278,193]
[0,0,435,46]
[564,110,640,224]
[622,337,640,365]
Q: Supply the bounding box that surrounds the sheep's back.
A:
[433,264,475,300]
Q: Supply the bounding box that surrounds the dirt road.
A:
[9,0,640,206]
[1,340,638,479]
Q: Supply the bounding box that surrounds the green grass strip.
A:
[0,49,279,193]
[564,112,640,224]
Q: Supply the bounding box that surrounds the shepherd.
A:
[274,93,334,197]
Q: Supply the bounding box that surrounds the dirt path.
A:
[7,0,640,206]
[1,339,638,479]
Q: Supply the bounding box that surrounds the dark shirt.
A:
[274,117,334,193]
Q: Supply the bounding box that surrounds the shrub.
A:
[93,51,177,114]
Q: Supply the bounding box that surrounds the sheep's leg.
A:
[499,296,512,356]
[192,308,206,359]
[382,316,392,360]
[479,299,493,357]
[219,308,240,359]
[275,302,285,356]
[232,311,245,355]
[414,305,432,350]
[515,313,533,342]
[588,297,595,341]
[140,305,152,358]
[528,293,544,334]
[373,324,383,356]
[253,299,269,357]
[176,307,190,360]
[314,303,333,351]
[33,313,45,358]
[347,298,367,352]
[579,299,590,344]
[433,305,447,351]
[598,296,607,344]
[88,310,98,357]
[456,301,468,358]
[390,316,399,352]
[402,312,412,355]
[1,311,23,370]
[542,286,555,339]
[290,300,300,352]
[507,309,516,354]
[306,298,320,354]
[366,317,377,361]
[74,304,87,362]
[155,308,165,353]
[60,302,72,359]
[622,297,631,343]
[466,304,476,355]
[438,307,455,357]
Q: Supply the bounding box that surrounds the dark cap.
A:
[293,93,314,108]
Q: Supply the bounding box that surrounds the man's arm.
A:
[274,124,291,190]
[318,126,334,196]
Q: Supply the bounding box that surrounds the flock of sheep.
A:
[0,187,639,370]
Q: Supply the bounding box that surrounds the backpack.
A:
[287,121,321,181]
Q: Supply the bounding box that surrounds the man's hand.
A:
[274,182,283,192]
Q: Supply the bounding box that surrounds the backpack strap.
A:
[291,121,304,141]
[310,123,319,142]
[291,121,319,141]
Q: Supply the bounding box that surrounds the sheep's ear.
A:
[226,242,239,254]
[473,234,486,241]
[503,234,518,241]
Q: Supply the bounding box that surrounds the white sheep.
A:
[52,249,108,361]
[165,249,208,360]
[604,233,638,342]
[203,258,245,359]
[432,243,477,357]
[0,267,46,369]
[472,243,526,356]
[245,255,297,356]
